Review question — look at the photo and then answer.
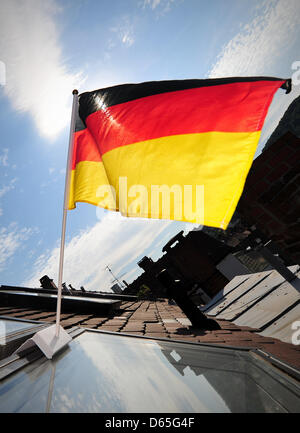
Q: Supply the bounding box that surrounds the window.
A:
[0,329,299,413]
[0,317,47,360]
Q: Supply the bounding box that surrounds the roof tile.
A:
[1,298,299,371]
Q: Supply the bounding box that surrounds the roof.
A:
[0,263,299,374]
[0,295,299,371]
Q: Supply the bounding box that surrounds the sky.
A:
[0,0,299,292]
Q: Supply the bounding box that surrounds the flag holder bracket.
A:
[14,324,72,360]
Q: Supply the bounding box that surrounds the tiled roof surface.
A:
[1,299,299,370]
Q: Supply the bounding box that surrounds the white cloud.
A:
[143,0,177,13]
[144,0,163,9]
[0,224,36,271]
[0,177,18,216]
[121,32,135,47]
[24,212,177,291]
[0,177,17,199]
[208,0,300,78]
[0,0,84,139]
[0,148,9,166]
[208,0,300,151]
[111,16,135,48]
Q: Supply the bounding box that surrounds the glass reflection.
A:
[0,331,298,413]
[0,319,40,339]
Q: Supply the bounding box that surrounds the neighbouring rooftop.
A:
[0,269,299,371]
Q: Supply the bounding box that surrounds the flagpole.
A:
[55,89,79,337]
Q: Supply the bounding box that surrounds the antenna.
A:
[105,265,125,289]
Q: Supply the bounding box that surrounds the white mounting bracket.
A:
[14,324,72,359]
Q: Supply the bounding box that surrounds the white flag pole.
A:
[55,89,79,337]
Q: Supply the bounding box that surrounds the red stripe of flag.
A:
[85,80,284,156]
[72,128,102,170]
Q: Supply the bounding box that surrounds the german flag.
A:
[69,77,291,229]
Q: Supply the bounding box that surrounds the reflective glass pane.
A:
[0,319,40,339]
[0,331,299,413]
